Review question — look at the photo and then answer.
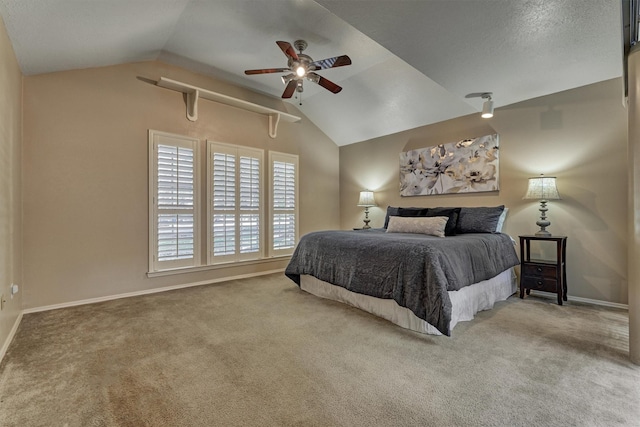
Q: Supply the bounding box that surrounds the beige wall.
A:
[0,16,23,352]
[341,78,628,304]
[22,61,340,309]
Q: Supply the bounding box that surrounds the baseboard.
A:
[0,311,24,364]
[23,268,285,315]
[529,290,628,310]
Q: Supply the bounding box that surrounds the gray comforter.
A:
[285,229,520,336]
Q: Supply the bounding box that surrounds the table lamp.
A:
[523,174,560,236]
[357,191,377,229]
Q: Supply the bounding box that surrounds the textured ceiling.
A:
[0,0,624,146]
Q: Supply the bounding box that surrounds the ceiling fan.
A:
[244,40,351,100]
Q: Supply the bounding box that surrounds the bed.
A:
[284,206,520,336]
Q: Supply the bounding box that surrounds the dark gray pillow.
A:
[398,207,429,217]
[456,205,505,234]
[383,206,429,228]
[425,207,461,236]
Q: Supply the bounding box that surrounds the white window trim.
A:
[148,130,201,272]
[269,151,299,257]
[207,141,265,265]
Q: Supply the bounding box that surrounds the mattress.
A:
[299,268,517,335]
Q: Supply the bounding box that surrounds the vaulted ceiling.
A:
[0,0,624,146]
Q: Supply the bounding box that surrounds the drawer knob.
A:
[536,267,543,272]
[537,280,543,286]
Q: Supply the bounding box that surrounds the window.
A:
[269,152,298,257]
[149,130,200,272]
[148,132,298,274]
[208,142,264,264]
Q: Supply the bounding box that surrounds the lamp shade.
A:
[523,176,560,200]
[357,191,377,207]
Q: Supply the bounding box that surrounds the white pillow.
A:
[495,208,509,232]
[386,216,448,237]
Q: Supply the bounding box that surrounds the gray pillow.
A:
[456,205,505,234]
[386,216,448,237]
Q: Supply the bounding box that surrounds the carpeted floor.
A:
[0,273,638,426]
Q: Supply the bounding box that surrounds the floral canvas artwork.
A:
[399,134,499,196]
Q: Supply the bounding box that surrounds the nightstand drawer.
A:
[523,264,557,279]
[521,276,557,293]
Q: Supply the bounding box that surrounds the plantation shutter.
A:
[239,155,260,254]
[149,130,200,271]
[209,142,263,264]
[270,152,298,256]
[212,151,236,258]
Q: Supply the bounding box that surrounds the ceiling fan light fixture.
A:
[295,65,306,77]
[281,73,295,85]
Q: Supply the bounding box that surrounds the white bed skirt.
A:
[300,268,517,335]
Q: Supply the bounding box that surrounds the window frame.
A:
[147,132,299,276]
[148,130,201,272]
[207,141,265,265]
[269,151,299,257]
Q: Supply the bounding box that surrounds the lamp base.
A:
[362,206,372,229]
[535,201,552,237]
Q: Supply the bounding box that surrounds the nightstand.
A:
[519,235,568,305]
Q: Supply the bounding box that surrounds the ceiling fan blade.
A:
[309,73,342,94]
[282,80,297,98]
[244,68,290,75]
[276,41,299,60]
[310,55,352,70]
